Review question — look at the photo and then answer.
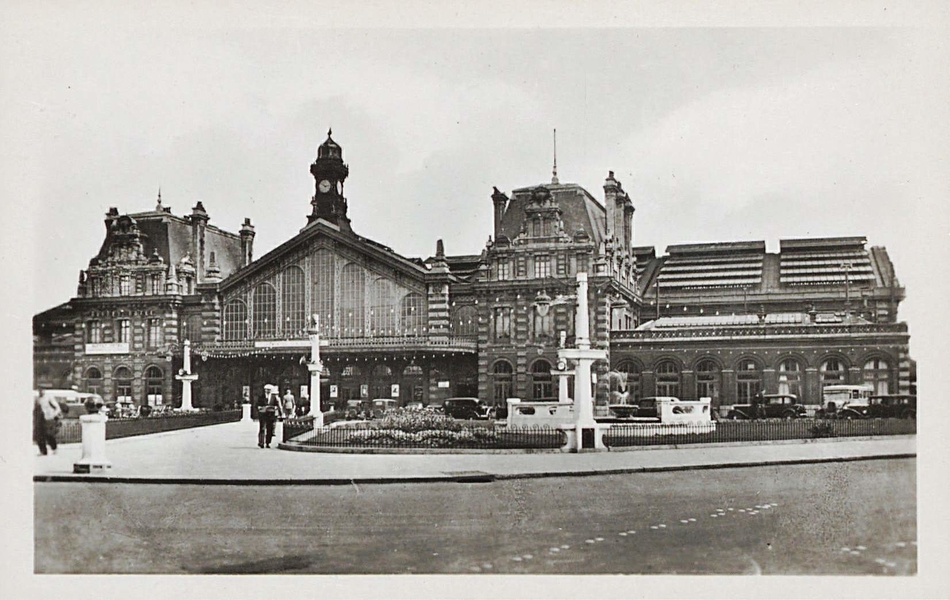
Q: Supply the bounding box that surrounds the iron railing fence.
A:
[285,423,567,450]
[603,417,916,448]
[53,409,243,444]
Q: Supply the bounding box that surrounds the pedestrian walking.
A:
[282,388,296,419]
[257,384,281,448]
[34,390,64,456]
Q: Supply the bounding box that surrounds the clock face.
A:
[318,179,332,193]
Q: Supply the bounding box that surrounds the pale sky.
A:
[6,5,947,343]
[4,2,950,596]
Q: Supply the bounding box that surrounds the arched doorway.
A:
[113,366,133,404]
[144,366,164,406]
[492,360,513,405]
[695,359,721,407]
[736,358,763,403]
[654,360,681,397]
[530,359,554,401]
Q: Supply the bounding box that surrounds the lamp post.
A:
[174,339,199,411]
[307,314,326,427]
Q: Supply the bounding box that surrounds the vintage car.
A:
[726,393,806,420]
[37,389,111,419]
[837,394,917,420]
[607,396,681,419]
[816,384,874,417]
[443,397,491,420]
[371,398,398,417]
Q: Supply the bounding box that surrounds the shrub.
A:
[372,407,464,433]
[809,422,836,438]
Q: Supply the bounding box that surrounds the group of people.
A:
[256,385,309,448]
[33,390,68,456]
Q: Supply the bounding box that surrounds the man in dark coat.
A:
[257,385,281,448]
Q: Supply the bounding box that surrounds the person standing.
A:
[257,385,281,448]
[282,388,296,419]
[34,390,64,456]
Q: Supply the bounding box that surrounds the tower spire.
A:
[551,128,559,184]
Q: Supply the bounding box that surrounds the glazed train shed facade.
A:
[32,133,913,412]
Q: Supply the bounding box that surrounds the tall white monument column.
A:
[307,315,325,427]
[558,273,608,450]
[175,339,199,412]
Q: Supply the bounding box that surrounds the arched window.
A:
[371,364,394,398]
[655,360,681,397]
[863,358,891,395]
[532,304,553,341]
[83,367,103,395]
[695,359,721,406]
[341,263,365,338]
[223,300,247,341]
[114,366,133,404]
[820,358,846,387]
[778,358,804,401]
[144,366,164,406]
[736,358,763,403]
[403,365,424,377]
[282,266,306,336]
[531,360,554,401]
[311,250,335,336]
[492,360,514,404]
[253,283,277,338]
[611,360,641,404]
[453,305,478,338]
[400,293,425,337]
[370,278,396,337]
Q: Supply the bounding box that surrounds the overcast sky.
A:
[5,3,948,338]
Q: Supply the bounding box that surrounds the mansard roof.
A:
[90,206,243,279]
[499,183,606,247]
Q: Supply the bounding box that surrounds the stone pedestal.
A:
[175,339,199,412]
[241,403,252,422]
[73,413,112,473]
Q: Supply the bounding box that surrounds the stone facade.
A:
[33,132,913,412]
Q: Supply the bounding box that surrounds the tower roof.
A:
[317,128,342,159]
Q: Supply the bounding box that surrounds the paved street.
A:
[35,458,915,575]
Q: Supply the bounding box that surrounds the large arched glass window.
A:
[736,358,763,403]
[311,250,335,336]
[778,358,804,401]
[341,263,365,338]
[400,293,425,337]
[655,360,681,397]
[223,300,247,341]
[820,358,846,387]
[253,283,277,338]
[863,358,891,395]
[83,367,103,395]
[370,278,396,337]
[695,359,721,406]
[114,366,133,404]
[531,360,554,400]
[611,360,641,404]
[282,266,306,336]
[453,305,478,338]
[144,366,164,406]
[492,360,514,404]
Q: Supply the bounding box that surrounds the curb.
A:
[33,452,915,486]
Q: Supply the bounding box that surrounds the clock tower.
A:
[308,129,351,230]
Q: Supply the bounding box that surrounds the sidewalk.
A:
[33,421,916,484]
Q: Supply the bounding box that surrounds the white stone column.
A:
[241,403,252,422]
[175,339,199,412]
[73,413,112,473]
[307,315,325,427]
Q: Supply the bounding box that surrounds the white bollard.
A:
[73,413,112,473]
[241,403,252,422]
[274,419,284,444]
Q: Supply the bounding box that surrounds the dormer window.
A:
[497,259,510,281]
[119,275,131,296]
[532,218,542,237]
[535,255,551,279]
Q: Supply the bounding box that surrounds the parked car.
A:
[489,403,509,420]
[727,393,806,420]
[817,384,874,417]
[371,398,398,417]
[344,399,372,420]
[443,397,490,420]
[837,394,917,420]
[617,396,682,419]
[37,389,109,418]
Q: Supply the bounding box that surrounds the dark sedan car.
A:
[727,393,806,420]
[443,398,491,420]
[837,395,917,419]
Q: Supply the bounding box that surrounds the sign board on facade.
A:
[242,386,250,402]
[391,384,400,398]
[438,380,450,389]
[254,340,309,349]
[360,384,369,398]
[300,385,308,399]
[85,342,130,355]
[329,385,338,399]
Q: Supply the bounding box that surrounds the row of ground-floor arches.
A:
[603,355,896,408]
[80,365,168,405]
